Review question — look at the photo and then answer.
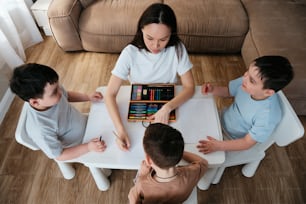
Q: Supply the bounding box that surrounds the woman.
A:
[105,3,195,151]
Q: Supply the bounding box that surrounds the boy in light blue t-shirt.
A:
[197,56,294,154]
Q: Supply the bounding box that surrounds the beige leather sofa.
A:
[48,0,306,115]
[48,0,248,53]
[241,0,306,115]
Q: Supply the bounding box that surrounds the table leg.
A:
[197,168,218,190]
[88,166,110,191]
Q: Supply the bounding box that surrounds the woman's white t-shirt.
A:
[111,44,193,84]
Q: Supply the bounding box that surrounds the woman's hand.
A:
[148,104,171,124]
[115,131,131,151]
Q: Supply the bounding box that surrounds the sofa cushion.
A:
[79,0,96,8]
[48,0,84,51]
[79,0,162,53]
[241,0,306,115]
[79,0,248,53]
[165,0,249,53]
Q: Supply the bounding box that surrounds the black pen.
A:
[99,135,103,142]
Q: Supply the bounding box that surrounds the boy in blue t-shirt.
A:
[197,56,294,153]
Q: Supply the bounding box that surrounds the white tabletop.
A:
[73,86,224,169]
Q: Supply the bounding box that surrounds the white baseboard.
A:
[0,88,15,124]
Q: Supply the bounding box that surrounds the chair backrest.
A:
[272,91,304,146]
[250,91,304,152]
[15,102,40,151]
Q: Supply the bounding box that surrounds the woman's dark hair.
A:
[130,3,183,57]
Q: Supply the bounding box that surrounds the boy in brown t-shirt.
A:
[128,123,208,204]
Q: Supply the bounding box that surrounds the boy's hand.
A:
[88,137,107,152]
[89,91,103,102]
[201,83,213,95]
[197,136,220,154]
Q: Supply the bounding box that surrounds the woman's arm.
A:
[167,69,195,110]
[151,70,195,124]
[104,75,130,151]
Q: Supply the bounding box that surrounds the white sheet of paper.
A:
[171,98,221,143]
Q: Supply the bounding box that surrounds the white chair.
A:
[198,91,304,190]
[15,102,77,180]
[16,103,112,190]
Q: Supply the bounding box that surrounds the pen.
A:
[112,131,127,147]
[99,135,103,141]
[205,84,208,93]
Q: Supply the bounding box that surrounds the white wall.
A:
[0,59,14,124]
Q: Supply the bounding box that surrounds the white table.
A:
[73,86,225,191]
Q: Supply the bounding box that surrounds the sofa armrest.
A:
[48,0,83,51]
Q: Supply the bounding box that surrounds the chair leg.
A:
[197,168,218,190]
[241,160,261,177]
[55,161,75,180]
[88,166,110,191]
[212,167,225,184]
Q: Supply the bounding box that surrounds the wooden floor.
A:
[0,35,305,204]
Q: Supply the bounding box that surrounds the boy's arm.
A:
[182,151,208,165]
[183,151,208,178]
[137,160,151,177]
[67,91,103,102]
[201,83,230,97]
[212,86,231,97]
[129,161,148,204]
[197,134,257,154]
[56,138,106,161]
[128,185,143,204]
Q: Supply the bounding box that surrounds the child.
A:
[128,123,208,203]
[197,56,294,153]
[105,3,195,151]
[10,63,107,161]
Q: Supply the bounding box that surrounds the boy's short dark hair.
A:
[254,55,294,92]
[10,63,58,101]
[143,123,184,169]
